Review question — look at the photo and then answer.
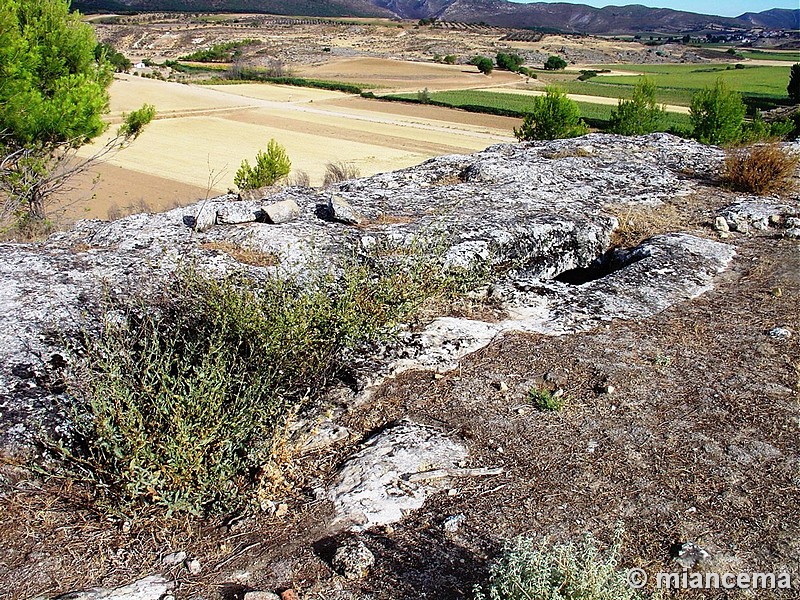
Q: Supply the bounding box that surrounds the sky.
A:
[508,0,798,18]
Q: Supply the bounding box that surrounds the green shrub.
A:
[689,79,746,145]
[234,139,291,190]
[59,252,487,516]
[471,55,494,75]
[608,77,666,135]
[474,530,648,600]
[528,387,565,411]
[543,55,567,70]
[577,70,598,81]
[788,63,800,103]
[496,52,525,72]
[443,54,457,65]
[418,87,432,104]
[514,87,589,141]
[741,110,794,143]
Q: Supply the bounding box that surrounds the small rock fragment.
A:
[53,575,171,600]
[331,539,375,580]
[217,203,260,225]
[674,542,711,569]
[786,228,800,240]
[186,558,202,575]
[442,514,466,532]
[713,216,729,232]
[192,202,218,232]
[328,195,363,225]
[497,381,509,392]
[263,199,301,224]
[280,590,299,600]
[162,551,187,567]
[275,502,289,518]
[244,592,281,600]
[768,327,793,341]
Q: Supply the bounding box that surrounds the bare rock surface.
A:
[328,421,469,531]
[0,134,764,453]
[46,575,171,600]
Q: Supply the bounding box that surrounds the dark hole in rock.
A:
[555,246,648,285]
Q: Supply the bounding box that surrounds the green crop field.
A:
[737,50,800,62]
[593,63,791,98]
[383,89,692,130]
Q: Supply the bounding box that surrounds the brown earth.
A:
[2,190,798,599]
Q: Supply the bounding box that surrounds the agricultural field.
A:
[64,73,517,222]
[384,89,692,130]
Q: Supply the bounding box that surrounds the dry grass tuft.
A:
[323,161,361,186]
[201,241,279,267]
[722,143,799,195]
[608,203,683,248]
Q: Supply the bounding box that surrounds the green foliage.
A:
[234,139,291,190]
[789,64,800,103]
[180,38,260,62]
[0,0,111,147]
[578,70,598,81]
[59,249,490,516]
[471,56,494,75]
[690,79,746,145]
[474,530,648,600]
[117,104,156,140]
[417,87,431,104]
[514,87,589,141]
[543,55,568,70]
[95,42,131,73]
[443,55,457,65]
[528,387,565,412]
[496,52,525,72]
[608,77,666,135]
[741,110,794,143]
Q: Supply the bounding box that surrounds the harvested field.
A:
[65,74,516,223]
[294,57,522,92]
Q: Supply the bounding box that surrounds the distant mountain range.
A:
[72,0,800,34]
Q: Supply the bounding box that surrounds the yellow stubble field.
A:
[65,72,518,222]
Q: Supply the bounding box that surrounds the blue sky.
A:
[508,0,797,18]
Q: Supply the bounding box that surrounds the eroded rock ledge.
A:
[1,133,795,455]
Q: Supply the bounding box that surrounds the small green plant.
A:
[528,387,565,411]
[608,77,666,136]
[689,79,746,145]
[417,87,432,104]
[543,55,567,70]
[443,54,457,65]
[474,529,648,600]
[514,87,589,141]
[234,139,291,190]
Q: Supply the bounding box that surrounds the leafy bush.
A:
[60,252,486,516]
[741,110,794,143]
[528,387,565,411]
[443,54,457,65]
[788,63,800,103]
[496,52,525,72]
[689,79,746,145]
[418,87,432,104]
[471,55,494,75]
[543,55,567,70]
[608,77,666,135]
[95,42,131,72]
[474,531,647,600]
[324,161,361,186]
[578,70,598,81]
[180,39,260,62]
[234,139,291,190]
[514,87,589,141]
[722,143,799,195]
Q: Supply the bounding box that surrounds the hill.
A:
[71,0,800,34]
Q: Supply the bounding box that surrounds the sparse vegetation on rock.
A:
[324,161,361,186]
